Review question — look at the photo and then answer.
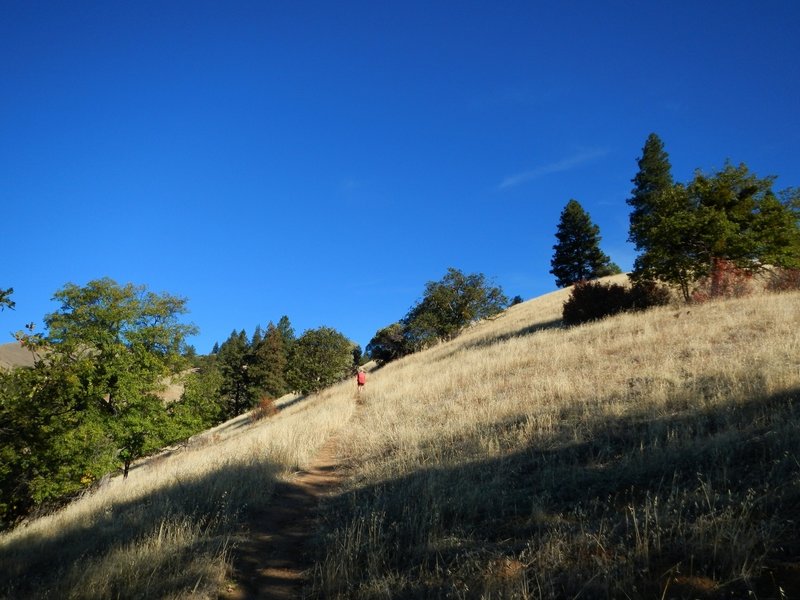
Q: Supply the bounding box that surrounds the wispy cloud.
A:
[498,148,610,190]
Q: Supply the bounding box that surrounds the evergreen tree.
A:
[550,199,619,287]
[276,315,295,384]
[689,163,800,271]
[251,325,264,348]
[276,315,295,348]
[250,322,288,399]
[629,184,702,301]
[632,162,800,301]
[217,329,255,416]
[628,133,675,276]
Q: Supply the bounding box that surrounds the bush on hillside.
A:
[628,280,673,309]
[251,396,278,421]
[562,281,630,325]
[562,280,671,326]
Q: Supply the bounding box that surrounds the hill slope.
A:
[2,282,799,599]
[313,286,800,598]
[0,341,35,370]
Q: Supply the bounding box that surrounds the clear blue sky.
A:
[2,1,799,353]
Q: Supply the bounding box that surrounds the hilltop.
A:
[0,341,35,370]
[1,279,799,599]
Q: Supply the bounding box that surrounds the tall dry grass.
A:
[312,285,800,599]
[0,381,355,599]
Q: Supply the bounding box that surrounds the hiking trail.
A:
[220,422,350,599]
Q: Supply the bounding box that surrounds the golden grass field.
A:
[2,276,799,599]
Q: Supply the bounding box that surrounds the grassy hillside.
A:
[1,280,799,599]
[313,283,800,599]
[0,341,35,370]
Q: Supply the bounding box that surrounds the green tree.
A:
[169,366,224,439]
[628,184,702,301]
[366,322,411,365]
[0,287,13,312]
[250,322,288,399]
[631,162,800,301]
[42,278,197,477]
[217,329,255,416]
[286,327,354,395]
[689,163,800,272]
[1,278,197,523]
[403,267,508,348]
[627,133,675,259]
[550,199,620,287]
[251,325,264,348]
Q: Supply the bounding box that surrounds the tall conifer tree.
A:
[550,199,619,288]
[628,133,675,280]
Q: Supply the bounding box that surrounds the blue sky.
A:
[2,1,799,353]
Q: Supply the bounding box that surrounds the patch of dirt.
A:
[221,437,345,599]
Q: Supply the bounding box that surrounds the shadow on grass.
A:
[463,318,564,352]
[424,318,566,367]
[274,392,309,412]
[0,457,284,599]
[313,386,800,599]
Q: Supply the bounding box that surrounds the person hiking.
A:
[356,367,366,394]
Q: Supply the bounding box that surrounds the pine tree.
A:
[550,199,619,288]
[631,161,800,301]
[217,329,254,416]
[628,133,675,277]
[251,322,288,399]
[629,184,701,301]
[251,325,264,348]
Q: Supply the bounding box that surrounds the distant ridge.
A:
[0,341,35,370]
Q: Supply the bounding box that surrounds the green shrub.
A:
[562,280,670,326]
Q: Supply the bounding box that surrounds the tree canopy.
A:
[0,287,13,312]
[629,154,800,300]
[1,279,201,524]
[403,267,508,349]
[550,199,620,287]
[286,326,355,395]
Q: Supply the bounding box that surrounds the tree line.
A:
[0,279,361,528]
[547,133,800,323]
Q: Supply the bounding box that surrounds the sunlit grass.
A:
[0,379,355,599]
[313,284,800,598]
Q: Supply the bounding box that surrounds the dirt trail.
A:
[221,436,345,599]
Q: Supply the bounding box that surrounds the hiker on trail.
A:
[356,367,366,394]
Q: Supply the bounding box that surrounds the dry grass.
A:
[312,283,800,599]
[0,379,355,599]
[3,277,799,599]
